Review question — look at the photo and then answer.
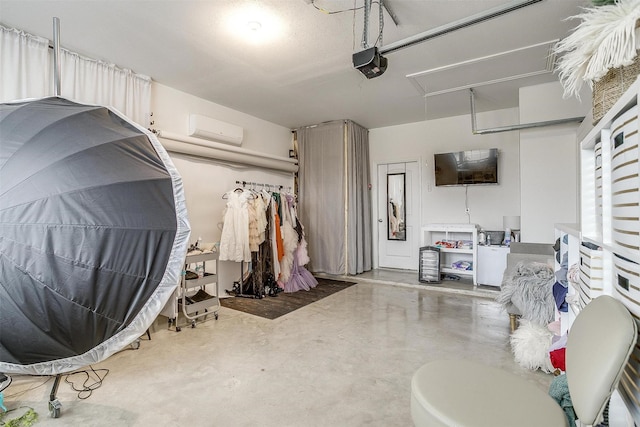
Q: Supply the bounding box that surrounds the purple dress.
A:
[283,241,317,292]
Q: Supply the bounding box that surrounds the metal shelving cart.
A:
[163,251,220,331]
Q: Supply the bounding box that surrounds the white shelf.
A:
[439,248,474,254]
[578,77,640,425]
[441,267,473,276]
[580,78,640,266]
[554,223,581,238]
[421,223,478,285]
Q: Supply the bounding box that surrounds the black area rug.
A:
[220,277,356,319]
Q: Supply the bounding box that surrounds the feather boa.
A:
[554,0,640,99]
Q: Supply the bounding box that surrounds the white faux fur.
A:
[510,319,555,373]
[554,0,640,99]
[497,261,556,326]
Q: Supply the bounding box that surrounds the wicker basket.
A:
[592,53,640,125]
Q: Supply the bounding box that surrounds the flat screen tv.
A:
[434,148,498,186]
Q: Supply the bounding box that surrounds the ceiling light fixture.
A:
[226,5,283,45]
[247,21,262,32]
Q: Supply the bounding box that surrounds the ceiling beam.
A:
[380,0,544,55]
[469,88,584,135]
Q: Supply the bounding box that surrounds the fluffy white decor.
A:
[511,319,555,373]
[554,0,640,99]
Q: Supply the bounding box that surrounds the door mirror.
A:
[387,173,406,241]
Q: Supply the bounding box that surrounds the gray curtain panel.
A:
[346,121,372,275]
[298,121,345,275]
[297,120,372,275]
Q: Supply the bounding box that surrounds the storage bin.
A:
[578,243,604,309]
[613,253,640,317]
[595,141,603,233]
[610,104,639,253]
[418,246,440,283]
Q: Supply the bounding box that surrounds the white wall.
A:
[369,108,521,268]
[369,81,590,268]
[151,83,294,291]
[151,80,588,279]
[519,81,589,243]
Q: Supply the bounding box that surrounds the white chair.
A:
[411,295,638,427]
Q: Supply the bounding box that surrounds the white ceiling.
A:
[0,0,589,129]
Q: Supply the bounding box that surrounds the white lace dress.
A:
[219,190,251,262]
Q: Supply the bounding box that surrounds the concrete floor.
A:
[0,270,612,426]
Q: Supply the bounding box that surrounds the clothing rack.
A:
[220,181,312,299]
[235,180,292,193]
[226,181,291,299]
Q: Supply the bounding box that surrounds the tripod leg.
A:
[48,374,62,418]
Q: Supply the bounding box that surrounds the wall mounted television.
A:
[434,148,498,186]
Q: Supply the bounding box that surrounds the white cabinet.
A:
[477,245,509,287]
[421,224,478,285]
[579,77,640,301]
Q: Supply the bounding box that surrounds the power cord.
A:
[311,0,381,15]
[64,366,109,400]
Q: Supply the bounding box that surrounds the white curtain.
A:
[59,50,151,127]
[0,26,50,101]
[0,25,151,127]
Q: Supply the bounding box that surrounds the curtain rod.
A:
[235,180,292,192]
[52,17,61,97]
[292,119,348,132]
[292,119,368,132]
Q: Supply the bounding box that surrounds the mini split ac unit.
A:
[188,114,244,146]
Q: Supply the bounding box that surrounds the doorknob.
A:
[378,219,383,222]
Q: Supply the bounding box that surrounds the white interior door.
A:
[377,161,420,270]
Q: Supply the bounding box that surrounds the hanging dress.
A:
[284,241,318,292]
[256,192,269,244]
[219,189,251,262]
[247,195,260,252]
[277,193,297,285]
[269,196,282,282]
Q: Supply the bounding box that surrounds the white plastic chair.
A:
[411,295,638,426]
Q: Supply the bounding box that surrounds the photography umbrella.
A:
[0,97,190,375]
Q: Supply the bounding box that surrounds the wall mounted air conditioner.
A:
[188,114,244,146]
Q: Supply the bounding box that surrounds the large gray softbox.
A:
[0,97,190,375]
